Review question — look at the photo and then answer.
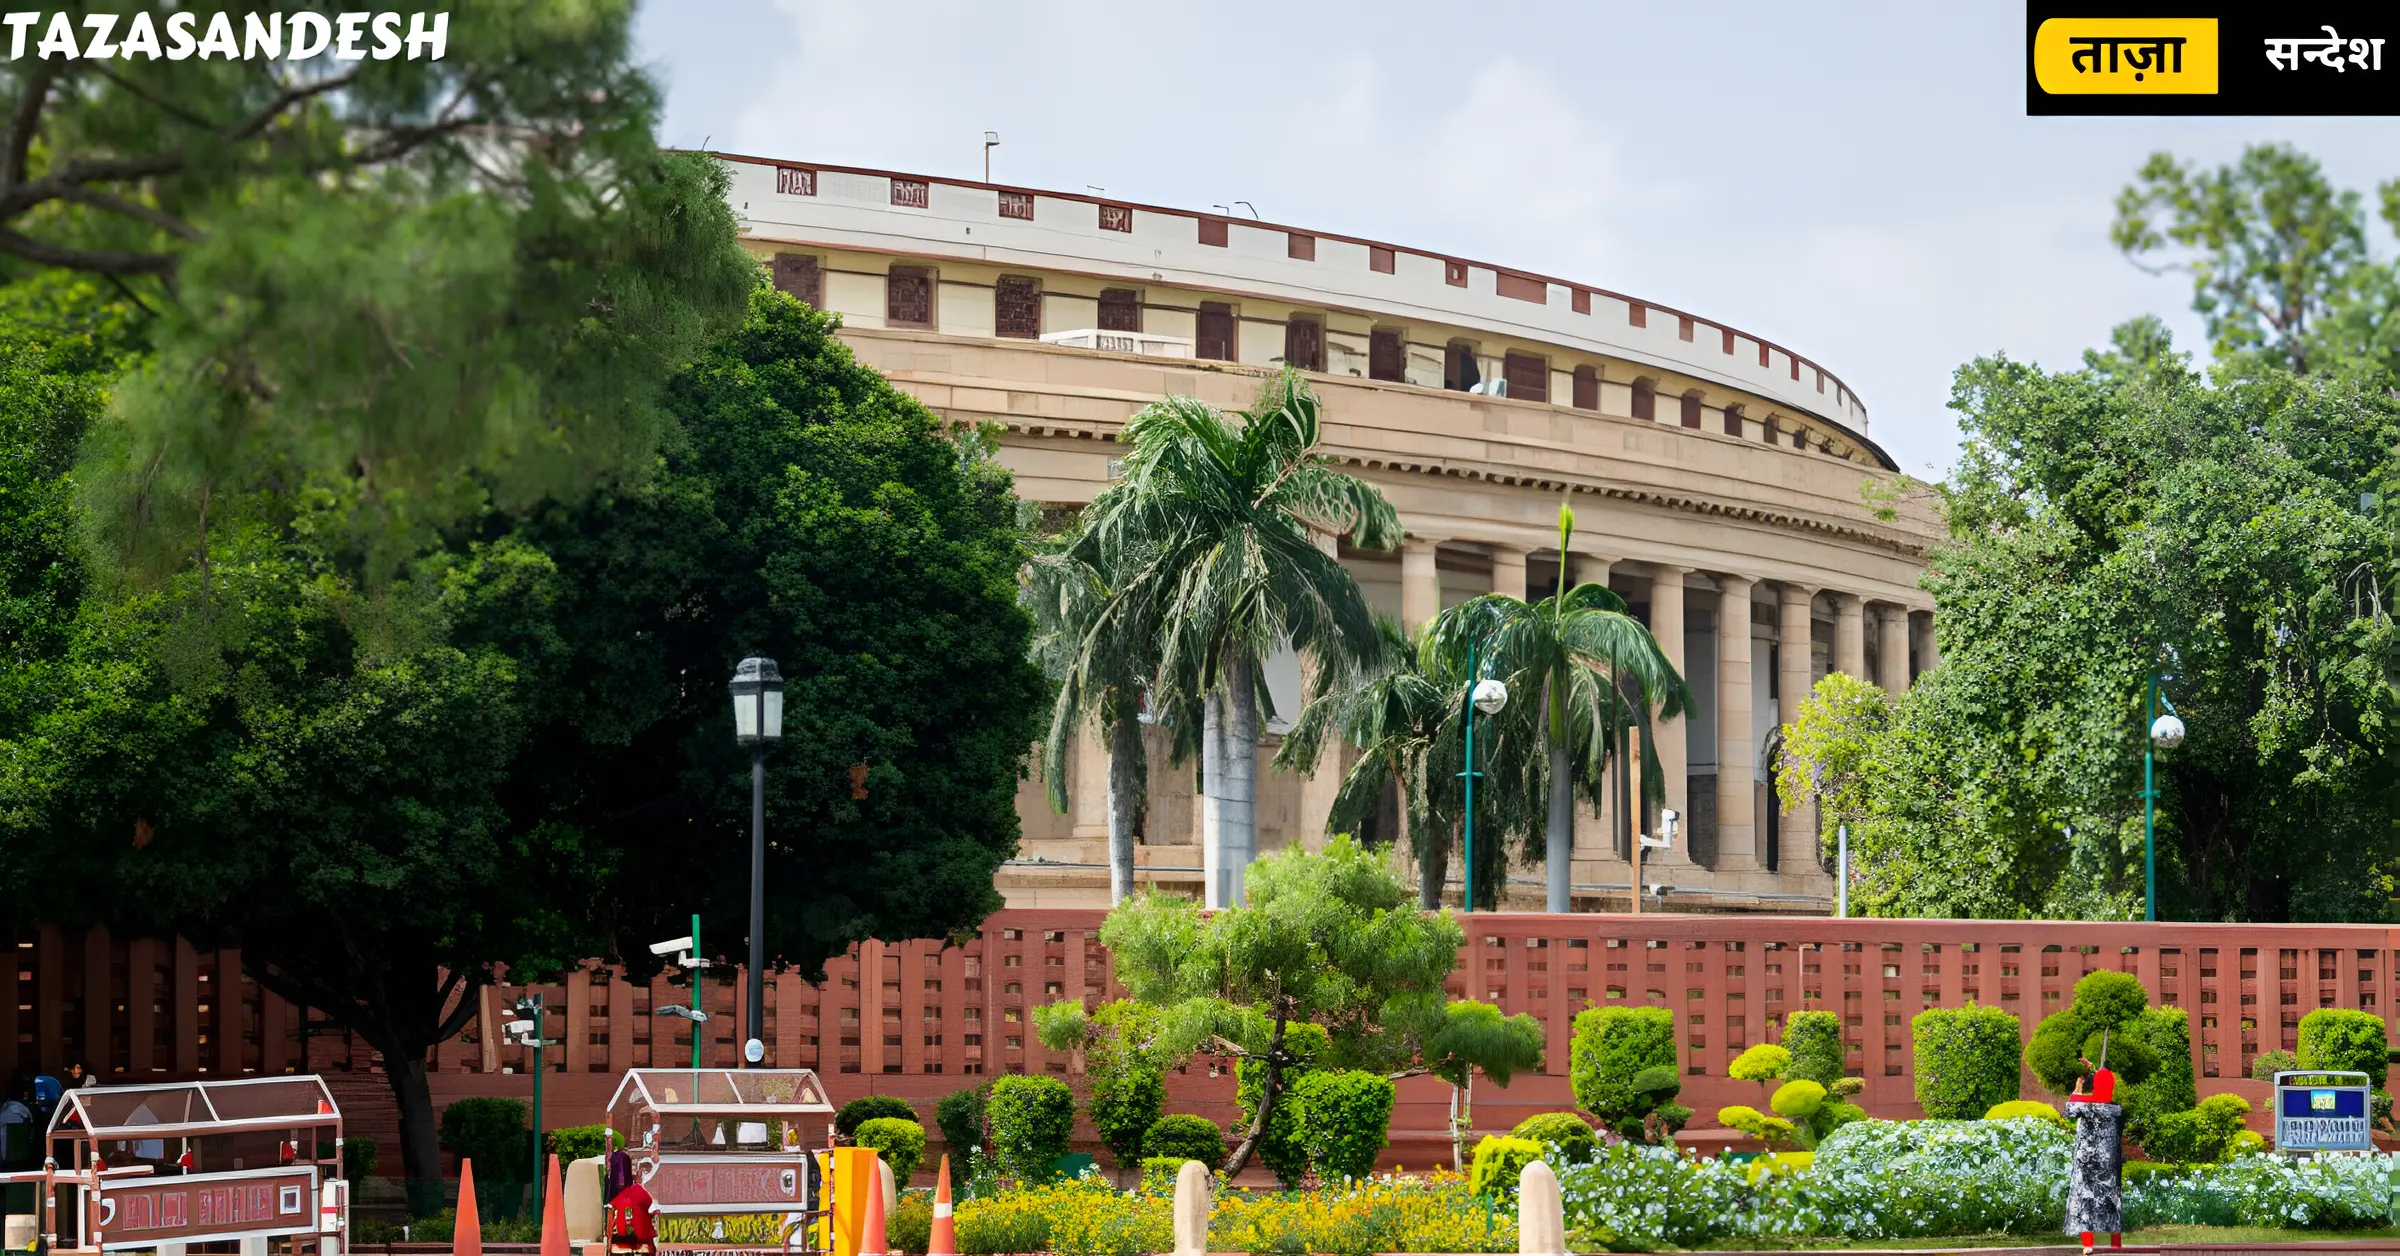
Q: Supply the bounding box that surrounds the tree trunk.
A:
[1107,712,1143,906]
[1202,689,1225,909]
[1221,652,1260,908]
[385,1048,445,1209]
[1417,823,1449,911]
[1545,683,1573,913]
[1221,1007,1290,1179]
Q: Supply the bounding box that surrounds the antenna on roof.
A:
[1235,201,1259,218]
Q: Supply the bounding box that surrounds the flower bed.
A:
[949,1169,1511,1256]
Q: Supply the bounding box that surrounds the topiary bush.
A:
[987,1076,1076,1184]
[1293,1069,1394,1183]
[1727,1043,1790,1095]
[1912,1003,2021,1119]
[2141,1094,2252,1165]
[2029,969,2154,1096]
[1715,1104,1801,1150]
[1623,1065,1693,1145]
[1985,1099,2068,1131]
[1508,1112,1596,1164]
[858,1117,928,1185]
[1779,1010,1845,1086]
[838,1095,920,1138]
[1139,1114,1224,1171]
[439,1097,527,1182]
[935,1085,987,1177]
[545,1124,612,1163]
[2249,1048,2297,1081]
[1467,1135,1541,1201]
[2125,1005,2195,1150]
[2297,1008,2387,1086]
[1568,1005,1676,1135]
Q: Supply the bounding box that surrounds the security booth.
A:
[604,1069,844,1255]
[37,1075,347,1256]
[2272,1069,2376,1154]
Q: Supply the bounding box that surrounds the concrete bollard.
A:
[1171,1159,1211,1256]
[1517,1160,1565,1256]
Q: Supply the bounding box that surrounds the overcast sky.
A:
[633,1,2398,479]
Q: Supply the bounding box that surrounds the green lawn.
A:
[1678,1225,2400,1250]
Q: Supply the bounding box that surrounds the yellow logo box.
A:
[2033,18,2220,94]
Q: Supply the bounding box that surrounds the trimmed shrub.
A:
[935,1085,987,1176]
[1770,1079,1825,1121]
[1780,1010,1845,1086]
[1508,1112,1596,1164]
[1292,1069,1394,1183]
[1985,1099,2067,1131]
[838,1095,919,1139]
[1728,1043,1790,1089]
[1623,1065,1693,1145]
[1235,1022,1328,1189]
[1715,1104,1800,1150]
[1089,1065,1164,1170]
[2297,1008,2387,1087]
[858,1117,927,1185]
[343,1136,378,1182]
[1467,1135,1541,1201]
[2029,969,2155,1096]
[987,1076,1076,1184]
[1568,1005,1676,1132]
[545,1124,611,1163]
[2142,1094,2252,1165]
[2249,1048,2298,1081]
[439,1098,527,1181]
[1912,1004,2022,1119]
[1139,1114,1224,1170]
[2126,1005,2195,1150]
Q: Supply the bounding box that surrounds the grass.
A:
[1677,1225,2400,1250]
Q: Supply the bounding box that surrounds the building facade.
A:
[717,155,1944,914]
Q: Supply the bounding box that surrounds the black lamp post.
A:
[730,656,784,1067]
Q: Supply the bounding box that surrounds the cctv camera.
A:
[650,936,695,957]
[502,1020,534,1036]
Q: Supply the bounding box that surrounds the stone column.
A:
[1572,550,1625,869]
[1401,537,1443,631]
[1876,602,1911,697]
[1569,553,1615,592]
[1489,545,1528,601]
[1831,592,1867,680]
[1716,576,1758,870]
[1915,609,1942,672]
[1776,584,1819,863]
[1647,566,1689,861]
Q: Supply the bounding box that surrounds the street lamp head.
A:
[730,657,785,746]
[1471,677,1509,716]
[2150,713,2185,750]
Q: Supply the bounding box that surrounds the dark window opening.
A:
[1572,365,1599,410]
[1503,352,1548,403]
[1723,403,1744,437]
[1197,302,1236,362]
[1680,391,1703,429]
[995,276,1041,339]
[1098,288,1141,333]
[1445,343,1481,391]
[1284,318,1324,372]
[773,254,821,307]
[1631,378,1656,421]
[886,266,932,327]
[1369,329,1406,382]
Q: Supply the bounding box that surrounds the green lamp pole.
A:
[2142,666,2185,922]
[508,994,557,1224]
[1459,635,1509,914]
[690,912,703,1068]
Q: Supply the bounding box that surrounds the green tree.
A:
[1421,501,1688,911]
[2111,143,2375,376]
[1774,673,1893,849]
[1097,835,1462,1179]
[934,1086,988,1181]
[1409,999,1545,1171]
[986,1076,1077,1184]
[1032,999,1172,1174]
[1068,368,1398,908]
[1023,535,1153,905]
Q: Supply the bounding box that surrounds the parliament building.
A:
[716,155,1943,915]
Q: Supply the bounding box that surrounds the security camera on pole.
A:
[652,930,712,1066]
[503,995,560,1225]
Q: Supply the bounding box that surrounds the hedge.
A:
[858,1118,927,1185]
[1912,1004,2021,1119]
[2297,1008,2387,1088]
[1779,1010,1845,1087]
[545,1124,612,1164]
[987,1076,1076,1183]
[1139,1115,1224,1170]
[1508,1112,1595,1164]
[1293,1069,1395,1184]
[2126,1005,2196,1149]
[1467,1136,1541,1201]
[936,1086,987,1175]
[439,1098,527,1180]
[1568,1006,1676,1129]
[1088,1063,1165,1170]
[838,1095,919,1139]
[2142,1094,2252,1164]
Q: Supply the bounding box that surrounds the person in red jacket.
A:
[605,1152,657,1256]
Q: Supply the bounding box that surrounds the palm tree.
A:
[1425,500,1691,911]
[1022,534,1155,904]
[1071,368,1398,907]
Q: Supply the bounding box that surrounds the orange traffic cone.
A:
[859,1157,888,1256]
[927,1155,957,1256]
[540,1154,568,1256]
[455,1158,483,1256]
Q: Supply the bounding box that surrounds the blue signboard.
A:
[2273,1070,2375,1153]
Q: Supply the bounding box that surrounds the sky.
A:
[632,1,2399,480]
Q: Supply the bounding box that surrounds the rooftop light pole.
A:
[730,657,785,1067]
